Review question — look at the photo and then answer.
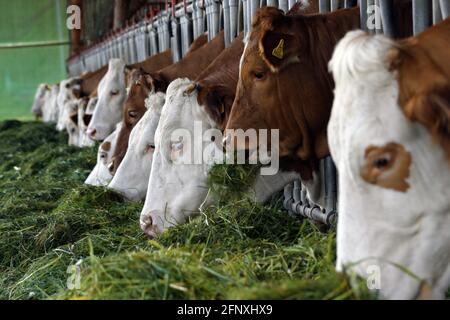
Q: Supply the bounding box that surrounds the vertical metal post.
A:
[345,0,358,7]
[380,0,395,37]
[440,0,450,18]
[278,0,289,12]
[223,0,231,47]
[433,0,443,24]
[413,0,431,35]
[331,0,339,11]
[229,0,239,42]
[242,0,248,36]
[320,0,330,13]
[360,0,368,31]
[324,157,338,217]
[288,0,297,10]
[171,16,182,62]
[267,0,278,6]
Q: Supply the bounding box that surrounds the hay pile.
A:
[0,120,373,300]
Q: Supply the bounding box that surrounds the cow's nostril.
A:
[88,128,96,138]
[140,215,160,239]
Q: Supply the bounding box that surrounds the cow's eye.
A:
[253,71,266,80]
[172,141,183,151]
[111,90,119,96]
[373,156,390,169]
[128,110,138,118]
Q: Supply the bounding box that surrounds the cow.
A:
[106,31,226,184]
[88,32,224,142]
[139,78,301,237]
[31,84,50,119]
[78,96,97,147]
[56,77,82,131]
[328,18,450,300]
[223,6,360,194]
[66,99,82,147]
[108,92,166,200]
[85,123,123,186]
[87,49,173,141]
[42,84,60,124]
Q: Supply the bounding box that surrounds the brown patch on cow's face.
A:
[361,142,412,192]
[101,141,111,152]
[111,70,153,174]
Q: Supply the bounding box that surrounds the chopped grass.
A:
[0,120,376,300]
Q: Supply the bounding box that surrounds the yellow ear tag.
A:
[272,39,284,59]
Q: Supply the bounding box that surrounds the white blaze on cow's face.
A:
[85,123,122,186]
[108,92,165,201]
[78,97,97,148]
[140,78,220,237]
[66,100,80,147]
[87,59,127,141]
[329,30,450,299]
[31,84,49,118]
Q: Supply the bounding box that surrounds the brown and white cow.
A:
[108,32,226,182]
[329,18,450,299]
[224,6,360,183]
[87,50,173,141]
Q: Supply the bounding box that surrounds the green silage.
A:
[0,120,373,300]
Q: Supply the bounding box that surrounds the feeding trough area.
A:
[0,0,449,301]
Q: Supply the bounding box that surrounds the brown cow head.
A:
[225,7,359,179]
[110,68,153,175]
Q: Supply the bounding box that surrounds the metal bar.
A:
[360,0,368,31]
[331,0,340,11]
[230,0,239,42]
[324,157,338,217]
[279,0,289,12]
[441,0,450,18]
[267,0,278,6]
[0,40,70,49]
[320,0,331,13]
[380,0,396,37]
[433,0,443,24]
[413,0,432,35]
[345,0,358,7]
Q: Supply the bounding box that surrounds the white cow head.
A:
[108,92,165,201]
[87,59,128,141]
[329,30,450,299]
[56,78,82,131]
[85,123,122,186]
[31,84,49,118]
[140,78,301,238]
[78,97,96,147]
[42,84,60,123]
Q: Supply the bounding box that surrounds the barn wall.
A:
[0,0,68,120]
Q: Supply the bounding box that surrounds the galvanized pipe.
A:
[283,183,336,226]
[278,0,289,12]
[223,0,231,47]
[413,0,431,35]
[331,0,339,10]
[433,0,443,24]
[360,0,368,31]
[440,0,450,18]
[324,156,338,216]
[320,0,330,12]
[229,0,239,42]
[171,17,182,62]
[267,0,278,6]
[380,0,395,37]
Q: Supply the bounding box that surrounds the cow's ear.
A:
[389,47,450,160]
[403,85,450,159]
[260,31,300,72]
[151,73,167,93]
[143,74,155,91]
